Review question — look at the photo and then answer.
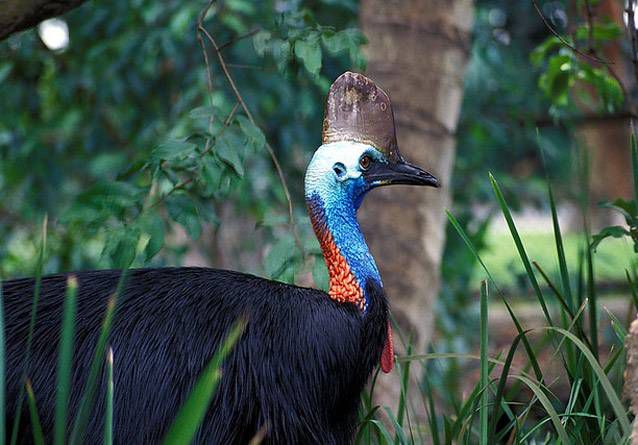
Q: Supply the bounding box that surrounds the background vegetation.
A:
[2,0,638,443]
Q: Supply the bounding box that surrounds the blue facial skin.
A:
[305,143,385,312]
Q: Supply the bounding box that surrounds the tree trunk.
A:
[359,0,474,409]
[0,0,86,41]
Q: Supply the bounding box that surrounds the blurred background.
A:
[2,0,638,441]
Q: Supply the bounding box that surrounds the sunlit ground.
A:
[473,230,635,289]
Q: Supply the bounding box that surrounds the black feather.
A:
[3,267,388,444]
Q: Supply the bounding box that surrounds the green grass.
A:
[474,230,635,289]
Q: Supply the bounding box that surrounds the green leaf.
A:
[575,22,622,42]
[265,236,296,278]
[101,226,140,269]
[539,54,573,107]
[188,106,223,121]
[237,115,265,152]
[161,321,245,445]
[591,225,630,251]
[199,156,223,196]
[152,139,197,163]
[216,134,244,177]
[0,63,13,84]
[294,36,322,76]
[273,39,291,74]
[530,36,562,66]
[252,30,272,57]
[166,194,201,240]
[600,198,636,225]
[142,215,164,262]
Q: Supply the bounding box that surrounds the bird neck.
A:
[305,191,382,312]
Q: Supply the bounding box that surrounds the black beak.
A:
[365,158,439,188]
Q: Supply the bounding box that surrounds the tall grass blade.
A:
[446,210,499,291]
[479,281,489,445]
[586,241,598,359]
[383,407,408,445]
[395,342,412,442]
[632,133,638,202]
[104,347,114,445]
[548,171,574,311]
[489,332,524,442]
[11,217,47,445]
[161,320,245,445]
[355,406,380,445]
[502,299,544,382]
[532,261,574,319]
[489,173,553,326]
[544,326,631,436]
[25,380,44,445]
[68,291,118,445]
[576,145,599,359]
[54,276,78,445]
[422,378,440,445]
[510,375,569,443]
[0,281,5,445]
[69,267,130,445]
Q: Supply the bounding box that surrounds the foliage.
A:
[530,4,623,116]
[0,0,363,281]
[592,137,638,253]
[357,164,633,443]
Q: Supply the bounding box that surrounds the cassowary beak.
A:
[365,158,439,188]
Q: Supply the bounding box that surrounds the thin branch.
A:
[216,28,261,53]
[583,0,595,54]
[198,23,305,259]
[531,0,610,65]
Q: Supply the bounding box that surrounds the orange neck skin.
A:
[306,196,367,311]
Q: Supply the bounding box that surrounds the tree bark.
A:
[0,0,86,41]
[359,0,473,409]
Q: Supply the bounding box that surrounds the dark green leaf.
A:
[166,194,201,240]
[142,215,164,262]
[591,225,630,251]
[152,140,197,163]
[216,134,244,177]
[294,36,322,75]
[252,31,272,56]
[237,115,265,152]
[265,236,296,278]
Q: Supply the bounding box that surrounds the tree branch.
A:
[197,14,305,258]
[0,0,86,41]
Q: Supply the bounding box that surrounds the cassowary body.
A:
[5,268,387,443]
[4,72,438,443]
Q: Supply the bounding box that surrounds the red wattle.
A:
[380,322,394,373]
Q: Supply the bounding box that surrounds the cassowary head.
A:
[305,71,438,209]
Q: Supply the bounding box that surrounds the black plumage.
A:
[4,267,388,444]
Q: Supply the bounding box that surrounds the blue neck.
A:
[306,180,382,310]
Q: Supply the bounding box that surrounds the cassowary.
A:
[4,72,439,444]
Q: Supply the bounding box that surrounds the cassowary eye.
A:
[359,155,372,171]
